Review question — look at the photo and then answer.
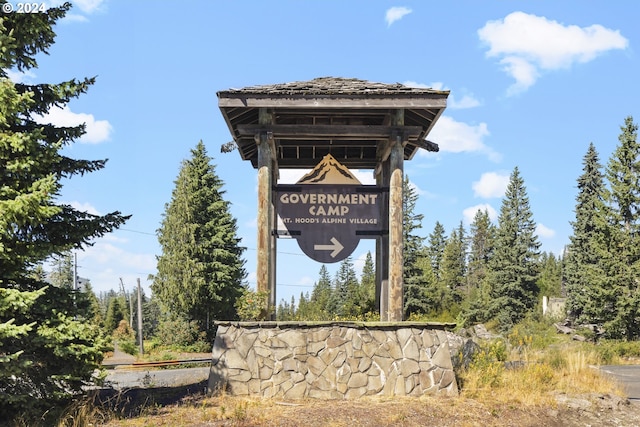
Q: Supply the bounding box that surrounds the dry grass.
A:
[96,346,629,427]
[48,333,637,427]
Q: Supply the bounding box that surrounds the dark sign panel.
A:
[275,184,384,263]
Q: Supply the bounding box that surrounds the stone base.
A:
[208,321,458,399]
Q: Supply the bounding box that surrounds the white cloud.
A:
[478,12,629,94]
[403,80,481,110]
[74,240,157,293]
[66,201,101,215]
[425,116,501,161]
[47,0,105,13]
[472,172,510,198]
[62,14,89,23]
[385,6,412,27]
[36,105,113,144]
[536,223,556,238]
[449,94,482,109]
[407,179,436,199]
[6,69,37,84]
[72,0,106,14]
[462,204,498,225]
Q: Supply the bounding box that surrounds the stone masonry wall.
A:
[208,321,458,399]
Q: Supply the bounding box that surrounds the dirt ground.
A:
[99,387,640,427]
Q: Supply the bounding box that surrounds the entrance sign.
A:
[218,77,449,321]
[276,184,384,263]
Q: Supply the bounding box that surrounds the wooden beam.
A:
[237,124,424,140]
[218,95,448,109]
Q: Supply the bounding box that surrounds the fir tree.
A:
[328,256,358,317]
[48,250,74,288]
[360,251,376,314]
[427,221,447,280]
[564,143,611,324]
[537,252,563,300]
[402,176,428,318]
[439,222,467,312]
[152,141,246,330]
[604,117,640,339]
[0,5,128,422]
[466,209,495,292]
[487,167,541,330]
[310,265,332,319]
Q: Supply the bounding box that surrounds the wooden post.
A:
[269,153,278,319]
[376,159,390,321]
[256,108,275,315]
[388,110,404,321]
[137,278,144,355]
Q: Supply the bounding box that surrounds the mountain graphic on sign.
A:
[296,154,362,185]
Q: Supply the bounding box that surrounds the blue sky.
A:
[8,1,638,304]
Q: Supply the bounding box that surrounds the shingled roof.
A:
[217,77,449,169]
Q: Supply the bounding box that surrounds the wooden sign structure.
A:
[217,77,448,321]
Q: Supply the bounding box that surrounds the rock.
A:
[554,323,575,334]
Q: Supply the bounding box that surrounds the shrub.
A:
[235,289,272,321]
[155,316,207,349]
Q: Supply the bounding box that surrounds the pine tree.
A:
[487,167,541,330]
[360,251,376,315]
[439,222,467,312]
[461,209,495,326]
[310,265,332,319]
[328,256,358,317]
[152,141,246,330]
[427,221,447,280]
[1,6,128,422]
[466,209,495,292]
[402,176,428,318]
[537,252,563,299]
[48,250,74,288]
[564,143,611,324]
[604,117,640,339]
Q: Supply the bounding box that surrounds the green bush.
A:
[155,316,207,350]
[466,339,507,387]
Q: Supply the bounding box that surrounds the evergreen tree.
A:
[402,176,428,318]
[466,209,495,292]
[142,294,162,338]
[48,250,74,288]
[0,5,128,422]
[310,265,332,318]
[152,141,246,330]
[427,221,447,280]
[297,292,311,319]
[360,252,376,314]
[104,295,128,334]
[328,256,358,317]
[604,117,640,339]
[537,252,563,298]
[439,222,467,312]
[487,167,541,330]
[564,143,611,324]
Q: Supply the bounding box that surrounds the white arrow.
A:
[314,237,344,258]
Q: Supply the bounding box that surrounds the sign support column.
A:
[256,108,276,317]
[388,109,405,321]
[376,159,390,321]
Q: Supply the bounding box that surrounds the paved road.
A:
[104,366,210,390]
[600,365,640,403]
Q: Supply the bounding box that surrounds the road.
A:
[600,365,640,403]
[104,366,210,390]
